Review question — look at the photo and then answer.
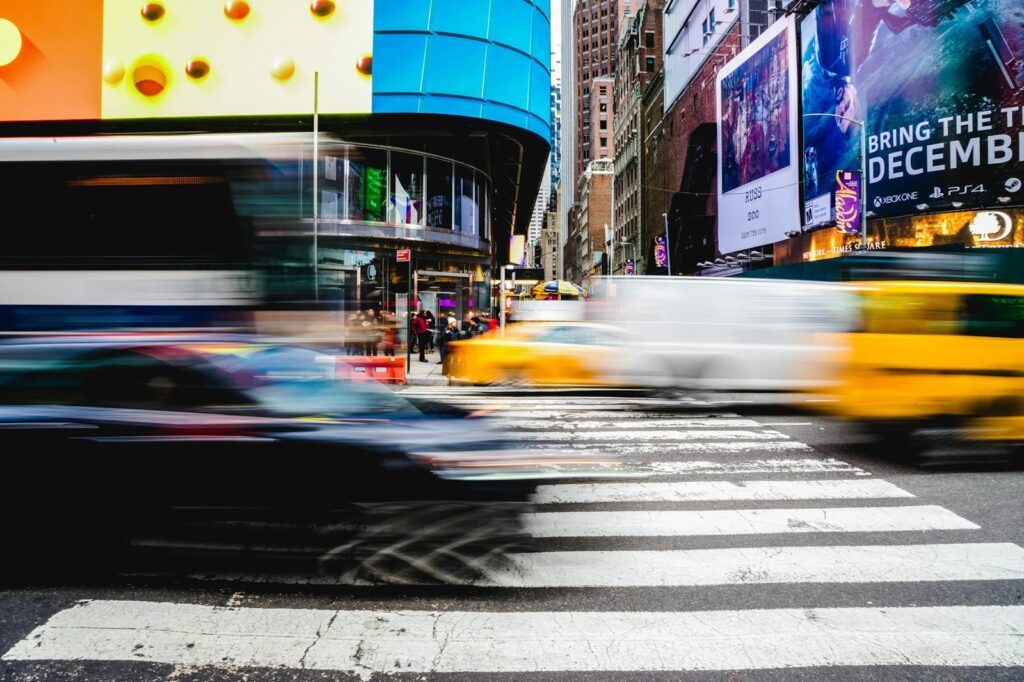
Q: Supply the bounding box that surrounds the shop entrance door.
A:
[415,271,472,324]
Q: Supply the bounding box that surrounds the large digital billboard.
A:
[0,1,551,142]
[801,0,1024,221]
[717,16,801,254]
[0,0,373,121]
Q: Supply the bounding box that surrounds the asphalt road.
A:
[2,387,1022,681]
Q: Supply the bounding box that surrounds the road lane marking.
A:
[484,543,1024,587]
[514,430,790,441]
[516,441,815,454]
[637,458,867,475]
[7,601,1024,674]
[497,418,764,429]
[532,479,910,504]
[524,505,977,537]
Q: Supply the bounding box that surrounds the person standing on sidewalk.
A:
[412,310,430,363]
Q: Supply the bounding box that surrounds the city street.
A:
[2,386,1023,680]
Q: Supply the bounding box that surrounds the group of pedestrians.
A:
[343,308,397,356]
[411,310,496,364]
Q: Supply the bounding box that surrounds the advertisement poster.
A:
[801,0,1024,221]
[834,170,861,234]
[654,235,668,268]
[717,16,801,254]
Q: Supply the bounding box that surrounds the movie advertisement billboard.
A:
[717,17,801,254]
[800,0,1024,221]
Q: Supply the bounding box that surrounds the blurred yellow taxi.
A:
[443,322,666,388]
[812,280,1024,435]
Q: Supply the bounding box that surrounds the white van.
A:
[586,276,856,390]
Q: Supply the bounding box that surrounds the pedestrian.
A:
[424,310,436,351]
[412,310,430,363]
[363,308,379,356]
[439,316,459,367]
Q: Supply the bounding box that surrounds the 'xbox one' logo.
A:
[873,196,883,208]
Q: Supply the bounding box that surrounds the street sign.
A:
[396,249,411,262]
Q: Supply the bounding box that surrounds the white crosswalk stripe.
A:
[7,388,1022,678]
[524,505,978,537]
[532,478,909,503]
[8,601,1024,674]
[485,543,1024,587]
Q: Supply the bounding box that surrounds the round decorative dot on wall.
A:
[133,63,167,96]
[140,3,165,22]
[185,59,210,80]
[103,59,126,84]
[356,54,372,76]
[0,18,22,68]
[271,55,295,80]
[224,1,250,21]
[310,0,335,18]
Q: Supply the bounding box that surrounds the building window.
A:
[599,86,607,95]
[645,31,655,48]
[600,102,607,112]
[646,56,655,71]
[600,137,607,147]
[599,119,607,129]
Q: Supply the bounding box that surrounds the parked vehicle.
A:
[586,276,856,390]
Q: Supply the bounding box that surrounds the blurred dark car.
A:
[0,336,538,584]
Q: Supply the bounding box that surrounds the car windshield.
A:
[198,345,420,418]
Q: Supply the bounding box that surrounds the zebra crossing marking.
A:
[524,505,978,537]
[7,601,1024,674]
[532,478,909,504]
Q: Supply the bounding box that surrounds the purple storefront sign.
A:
[834,171,861,235]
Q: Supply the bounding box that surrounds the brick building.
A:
[612,0,663,275]
[575,158,614,284]
[647,0,776,274]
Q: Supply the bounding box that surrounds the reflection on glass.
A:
[346,146,386,222]
[455,167,478,236]
[390,152,423,226]
[426,158,453,230]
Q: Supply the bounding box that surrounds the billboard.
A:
[0,0,552,142]
[0,0,372,122]
[717,16,801,254]
[775,208,1024,265]
[801,0,1024,221]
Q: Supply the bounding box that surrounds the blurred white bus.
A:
[0,134,306,333]
[587,276,857,390]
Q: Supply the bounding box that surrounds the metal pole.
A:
[662,212,672,276]
[499,265,507,330]
[406,255,412,374]
[312,71,319,302]
[860,123,868,249]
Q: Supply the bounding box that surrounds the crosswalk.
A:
[4,387,1024,678]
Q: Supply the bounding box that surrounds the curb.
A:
[404,376,451,386]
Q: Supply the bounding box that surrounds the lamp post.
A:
[661,212,672,275]
[801,112,867,249]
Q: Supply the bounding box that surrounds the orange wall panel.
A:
[0,0,104,122]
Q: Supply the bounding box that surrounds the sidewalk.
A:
[400,348,451,386]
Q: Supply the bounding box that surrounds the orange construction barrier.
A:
[337,355,407,385]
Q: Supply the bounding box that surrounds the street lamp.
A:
[802,112,867,249]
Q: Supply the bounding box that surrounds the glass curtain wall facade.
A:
[245,137,492,323]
